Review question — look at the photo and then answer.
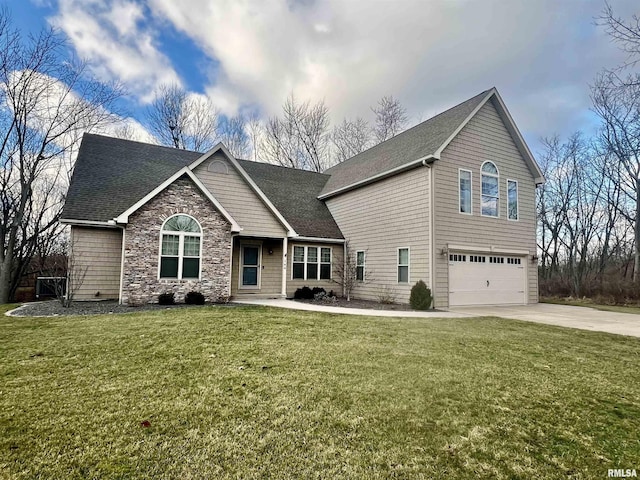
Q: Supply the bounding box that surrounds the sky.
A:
[8,0,640,156]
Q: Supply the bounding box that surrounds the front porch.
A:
[230,236,287,300]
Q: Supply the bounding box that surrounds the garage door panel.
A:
[449,253,525,306]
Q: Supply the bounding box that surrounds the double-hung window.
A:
[356,251,366,282]
[397,248,409,283]
[159,214,201,279]
[292,246,332,280]
[507,179,518,220]
[459,169,472,214]
[481,161,499,217]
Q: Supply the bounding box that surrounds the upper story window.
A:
[507,179,518,220]
[159,214,202,279]
[459,169,472,214]
[481,161,499,217]
[292,245,332,280]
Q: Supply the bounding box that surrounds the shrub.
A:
[328,290,336,298]
[311,287,326,297]
[410,280,432,310]
[185,291,205,305]
[158,292,175,305]
[294,286,314,299]
[294,286,326,300]
[314,291,326,301]
[377,285,397,304]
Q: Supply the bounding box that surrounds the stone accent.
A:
[121,176,232,305]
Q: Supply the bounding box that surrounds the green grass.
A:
[541,296,640,315]
[1,305,639,479]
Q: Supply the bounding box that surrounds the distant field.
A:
[1,304,638,479]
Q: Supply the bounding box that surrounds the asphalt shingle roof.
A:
[237,159,343,239]
[62,134,342,239]
[320,89,490,196]
[61,134,200,223]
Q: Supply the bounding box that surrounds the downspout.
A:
[281,236,288,298]
[118,225,126,305]
[422,158,436,304]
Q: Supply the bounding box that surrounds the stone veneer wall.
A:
[121,176,232,305]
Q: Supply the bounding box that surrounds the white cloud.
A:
[43,0,638,148]
[49,0,181,103]
[145,0,634,143]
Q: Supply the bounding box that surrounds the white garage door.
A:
[449,253,526,306]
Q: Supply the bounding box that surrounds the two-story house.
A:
[61,88,544,308]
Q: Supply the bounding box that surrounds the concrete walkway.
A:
[233,299,640,337]
[232,298,472,318]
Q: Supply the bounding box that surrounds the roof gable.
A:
[319,88,543,199]
[115,168,241,232]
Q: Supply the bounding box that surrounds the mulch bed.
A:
[8,300,237,317]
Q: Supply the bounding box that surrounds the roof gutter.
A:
[59,218,119,228]
[289,236,345,244]
[318,154,438,200]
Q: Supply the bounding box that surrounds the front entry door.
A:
[241,245,261,289]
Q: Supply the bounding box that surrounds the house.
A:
[60,88,544,308]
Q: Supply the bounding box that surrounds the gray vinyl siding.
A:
[231,238,283,297]
[433,99,538,308]
[286,242,344,298]
[71,226,122,300]
[325,168,430,304]
[193,153,287,238]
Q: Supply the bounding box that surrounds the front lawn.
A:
[1,305,638,479]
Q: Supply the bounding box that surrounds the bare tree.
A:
[592,74,640,282]
[371,95,408,143]
[0,10,122,303]
[331,117,371,162]
[147,83,219,152]
[217,114,249,158]
[597,2,640,75]
[245,112,263,161]
[262,94,330,172]
[332,241,371,301]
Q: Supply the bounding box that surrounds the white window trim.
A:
[356,250,366,282]
[157,214,203,281]
[291,245,332,281]
[397,247,410,284]
[507,178,519,221]
[239,242,262,290]
[480,161,500,218]
[458,168,473,215]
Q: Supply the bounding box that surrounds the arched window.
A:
[159,214,202,279]
[207,159,229,174]
[481,161,499,217]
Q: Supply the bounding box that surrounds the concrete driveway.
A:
[450,303,640,338]
[234,299,640,338]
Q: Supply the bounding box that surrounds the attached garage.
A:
[448,252,526,306]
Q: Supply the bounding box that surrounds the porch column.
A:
[281,237,288,297]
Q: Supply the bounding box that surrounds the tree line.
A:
[538,3,640,302]
[139,84,410,172]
